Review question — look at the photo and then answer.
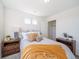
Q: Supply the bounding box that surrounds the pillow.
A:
[36,35,43,42]
[28,33,38,42]
[21,32,29,39]
[21,32,37,39]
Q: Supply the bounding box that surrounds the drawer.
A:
[2,49,20,57]
[3,44,19,51]
[2,40,20,57]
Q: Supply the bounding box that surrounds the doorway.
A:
[48,20,56,40]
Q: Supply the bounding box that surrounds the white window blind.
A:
[24,18,37,25]
[32,20,37,25]
[24,18,31,24]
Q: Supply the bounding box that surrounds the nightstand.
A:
[56,38,76,55]
[1,39,20,57]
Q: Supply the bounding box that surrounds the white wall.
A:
[4,8,48,38]
[0,1,4,59]
[48,6,79,55]
[0,1,4,40]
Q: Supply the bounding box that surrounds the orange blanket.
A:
[21,44,67,59]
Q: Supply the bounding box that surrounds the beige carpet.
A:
[76,56,79,59]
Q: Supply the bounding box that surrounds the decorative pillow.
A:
[36,35,43,42]
[28,33,38,42]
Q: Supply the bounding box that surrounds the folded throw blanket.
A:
[21,44,67,59]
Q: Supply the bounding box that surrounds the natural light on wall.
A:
[44,0,50,3]
[24,18,38,25]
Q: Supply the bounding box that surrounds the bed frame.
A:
[56,38,76,55]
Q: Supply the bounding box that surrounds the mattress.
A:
[20,37,75,59]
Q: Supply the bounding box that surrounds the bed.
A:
[20,37,75,59]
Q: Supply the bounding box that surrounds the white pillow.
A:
[21,32,41,40]
[21,32,29,39]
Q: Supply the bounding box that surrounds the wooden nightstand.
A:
[56,38,76,55]
[1,39,20,57]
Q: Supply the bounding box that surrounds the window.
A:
[32,20,37,25]
[24,18,38,25]
[24,18,31,24]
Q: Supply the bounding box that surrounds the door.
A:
[48,20,56,40]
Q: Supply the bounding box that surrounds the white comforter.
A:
[20,37,75,59]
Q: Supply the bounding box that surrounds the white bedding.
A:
[20,37,75,59]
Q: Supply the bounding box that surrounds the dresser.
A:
[1,39,20,57]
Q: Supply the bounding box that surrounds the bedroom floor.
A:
[2,53,20,59]
[76,56,79,59]
[2,53,79,59]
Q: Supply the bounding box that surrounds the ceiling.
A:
[1,0,79,16]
